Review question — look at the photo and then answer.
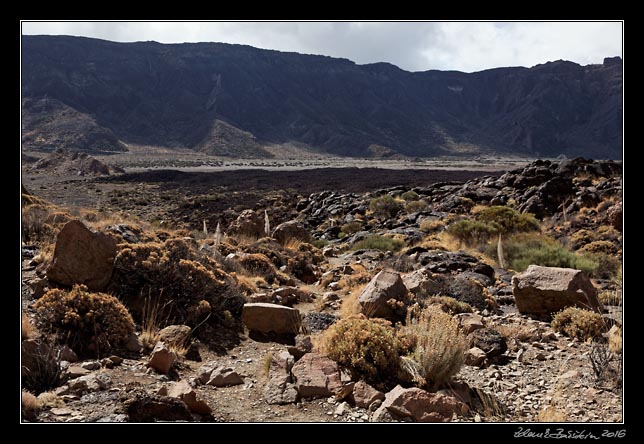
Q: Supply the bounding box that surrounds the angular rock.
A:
[373,385,463,422]
[272,220,312,244]
[168,380,212,415]
[59,345,78,362]
[65,364,91,379]
[291,353,343,398]
[464,347,488,367]
[512,265,601,316]
[287,334,313,360]
[468,328,507,358]
[46,220,117,291]
[126,391,193,422]
[242,303,301,336]
[229,209,265,238]
[125,333,143,353]
[158,325,192,348]
[264,351,298,405]
[358,269,408,320]
[148,342,177,374]
[57,373,111,395]
[455,313,485,335]
[206,368,244,387]
[352,380,385,409]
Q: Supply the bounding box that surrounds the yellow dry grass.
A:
[340,283,368,318]
[22,313,33,340]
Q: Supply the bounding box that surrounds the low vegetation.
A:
[34,284,135,356]
[551,307,605,341]
[353,235,404,252]
[401,305,467,390]
[320,315,409,389]
[369,195,403,219]
[426,296,473,314]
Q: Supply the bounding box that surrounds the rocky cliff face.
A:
[21,35,622,158]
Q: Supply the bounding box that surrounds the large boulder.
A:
[229,209,265,238]
[158,325,192,348]
[512,265,601,316]
[372,385,463,422]
[291,353,343,399]
[358,270,408,320]
[242,303,301,336]
[46,220,117,291]
[272,220,312,244]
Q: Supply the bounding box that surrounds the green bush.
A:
[475,206,540,235]
[486,233,597,274]
[578,241,618,256]
[370,195,403,219]
[582,252,621,280]
[551,307,605,341]
[447,219,497,246]
[341,221,363,235]
[34,284,135,356]
[353,235,404,252]
[320,315,409,388]
[312,239,329,249]
[405,200,428,213]
[401,190,420,202]
[426,296,473,314]
[401,305,467,390]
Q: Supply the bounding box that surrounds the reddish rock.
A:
[352,380,385,409]
[512,265,601,316]
[168,380,212,415]
[148,342,176,374]
[272,220,312,244]
[358,270,408,320]
[46,220,117,291]
[242,303,301,335]
[158,325,192,347]
[291,353,342,399]
[373,385,463,422]
[264,351,298,405]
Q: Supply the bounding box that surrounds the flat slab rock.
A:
[291,353,342,399]
[241,303,301,335]
[372,385,464,423]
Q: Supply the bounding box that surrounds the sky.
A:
[21,21,622,73]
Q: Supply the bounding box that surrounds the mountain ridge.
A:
[21,35,622,159]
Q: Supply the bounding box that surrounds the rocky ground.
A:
[21,157,623,424]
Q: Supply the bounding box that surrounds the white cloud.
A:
[21,21,622,72]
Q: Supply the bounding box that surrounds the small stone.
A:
[80,360,101,370]
[148,342,177,374]
[207,367,244,387]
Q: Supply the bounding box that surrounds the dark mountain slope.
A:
[21,36,622,159]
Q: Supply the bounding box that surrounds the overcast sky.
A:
[21,21,622,73]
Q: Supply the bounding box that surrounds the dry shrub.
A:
[37,391,65,409]
[22,390,40,420]
[336,267,372,291]
[22,339,61,394]
[283,237,304,251]
[139,294,171,351]
[578,240,618,256]
[419,219,445,234]
[34,284,135,356]
[340,283,368,318]
[401,305,467,390]
[426,296,473,314]
[551,307,604,341]
[598,290,622,306]
[537,392,567,422]
[239,253,278,279]
[21,204,57,246]
[608,327,622,354]
[22,313,33,340]
[494,323,538,343]
[320,314,408,389]
[109,238,245,325]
